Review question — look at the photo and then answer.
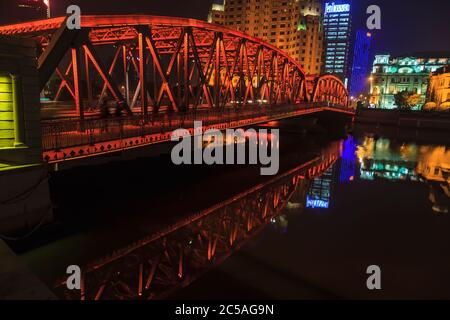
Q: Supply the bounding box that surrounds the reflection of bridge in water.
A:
[53,141,341,300]
[0,16,353,164]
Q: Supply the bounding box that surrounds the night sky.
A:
[0,0,449,57]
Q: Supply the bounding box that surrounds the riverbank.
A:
[355,108,450,131]
[0,239,55,299]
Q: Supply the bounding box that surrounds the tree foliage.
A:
[394,90,422,109]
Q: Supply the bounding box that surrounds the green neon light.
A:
[297,16,307,31]
[297,23,307,31]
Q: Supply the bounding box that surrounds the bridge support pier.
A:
[0,36,53,236]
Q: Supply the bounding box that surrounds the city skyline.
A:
[0,0,449,56]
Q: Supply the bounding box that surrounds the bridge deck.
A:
[42,103,354,163]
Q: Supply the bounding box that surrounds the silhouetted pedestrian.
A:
[100,98,111,119]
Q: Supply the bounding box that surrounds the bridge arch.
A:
[311,74,349,107]
[0,15,311,114]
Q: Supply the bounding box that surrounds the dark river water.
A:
[9,120,450,300]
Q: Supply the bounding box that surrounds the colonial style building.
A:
[369,53,450,109]
[207,0,324,74]
[426,65,450,110]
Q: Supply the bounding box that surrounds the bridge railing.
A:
[41,103,351,152]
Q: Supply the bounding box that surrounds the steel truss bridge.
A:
[0,15,352,163]
[53,142,341,300]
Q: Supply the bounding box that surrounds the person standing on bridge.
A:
[100,97,111,119]
[114,100,133,117]
[100,97,111,133]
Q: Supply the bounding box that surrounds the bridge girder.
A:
[0,15,349,114]
[0,15,317,115]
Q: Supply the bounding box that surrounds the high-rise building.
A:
[207,0,325,74]
[15,0,48,22]
[369,53,450,109]
[349,30,372,98]
[207,1,225,26]
[43,0,50,18]
[323,1,352,83]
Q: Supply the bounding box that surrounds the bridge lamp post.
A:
[368,76,374,96]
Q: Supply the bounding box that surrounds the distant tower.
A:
[16,0,48,22]
[43,0,50,18]
[349,30,372,98]
[323,0,353,83]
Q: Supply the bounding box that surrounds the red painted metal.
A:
[138,31,148,115]
[71,48,83,119]
[54,63,75,100]
[0,15,351,162]
[311,74,349,107]
[98,46,122,103]
[41,104,353,163]
[0,15,348,109]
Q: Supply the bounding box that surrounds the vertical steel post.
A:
[183,30,189,111]
[138,32,148,116]
[72,47,84,120]
[214,34,221,108]
[85,50,93,109]
[123,46,130,105]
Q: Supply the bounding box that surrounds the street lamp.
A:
[369,76,374,95]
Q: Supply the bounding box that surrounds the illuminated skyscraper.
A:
[16,0,48,22]
[323,1,352,83]
[43,0,51,18]
[349,30,372,98]
[207,0,325,74]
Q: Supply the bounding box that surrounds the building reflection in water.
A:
[356,136,450,213]
[306,168,334,209]
[305,136,357,210]
[339,135,357,183]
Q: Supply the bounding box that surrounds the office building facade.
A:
[16,0,48,22]
[323,1,352,83]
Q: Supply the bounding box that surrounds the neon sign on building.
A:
[306,197,329,209]
[325,2,351,14]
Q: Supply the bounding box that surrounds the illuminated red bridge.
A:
[0,15,352,163]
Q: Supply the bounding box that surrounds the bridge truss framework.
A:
[0,15,349,118]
